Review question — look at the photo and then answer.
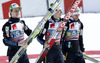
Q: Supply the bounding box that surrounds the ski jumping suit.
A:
[61,17,85,63]
[37,16,64,63]
[2,17,32,63]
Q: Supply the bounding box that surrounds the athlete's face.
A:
[10,8,21,18]
[72,14,80,21]
[57,9,62,17]
[54,9,62,20]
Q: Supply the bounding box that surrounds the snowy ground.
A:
[0,13,100,63]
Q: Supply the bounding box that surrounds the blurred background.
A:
[0,0,100,19]
[0,0,100,63]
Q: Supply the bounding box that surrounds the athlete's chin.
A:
[15,15,19,18]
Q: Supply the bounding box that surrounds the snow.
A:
[0,13,100,63]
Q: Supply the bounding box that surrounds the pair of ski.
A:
[10,0,63,63]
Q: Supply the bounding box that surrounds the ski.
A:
[35,0,82,63]
[10,0,63,63]
[83,54,100,63]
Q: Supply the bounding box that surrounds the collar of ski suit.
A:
[51,16,62,22]
[8,17,20,23]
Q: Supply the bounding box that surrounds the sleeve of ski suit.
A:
[2,22,18,46]
[79,22,85,52]
[37,21,49,45]
[21,20,32,36]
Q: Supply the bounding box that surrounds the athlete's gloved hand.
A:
[43,42,50,49]
[63,55,66,61]
[18,40,27,47]
[82,52,86,59]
